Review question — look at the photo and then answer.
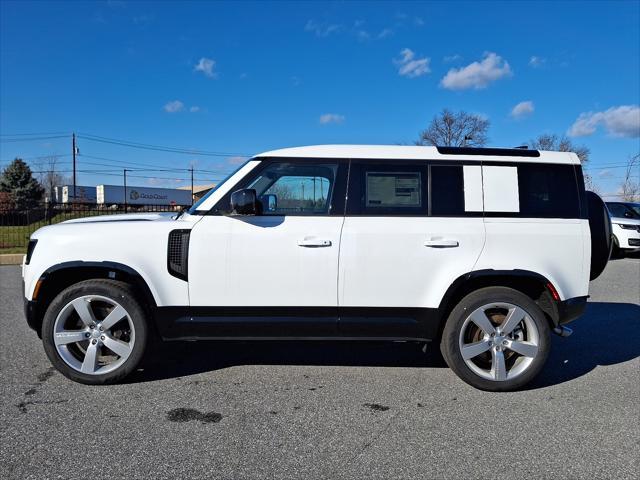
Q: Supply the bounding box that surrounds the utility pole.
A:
[72,133,77,202]
[123,169,128,213]
[190,167,194,205]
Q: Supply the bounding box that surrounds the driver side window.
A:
[247,161,339,215]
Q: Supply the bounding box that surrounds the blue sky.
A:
[1,0,639,195]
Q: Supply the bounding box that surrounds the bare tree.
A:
[33,155,70,203]
[528,134,595,189]
[417,109,490,147]
[619,153,639,202]
[528,134,590,163]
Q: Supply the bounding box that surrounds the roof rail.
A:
[436,146,541,157]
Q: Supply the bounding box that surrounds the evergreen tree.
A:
[0,158,44,209]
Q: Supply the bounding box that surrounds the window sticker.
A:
[366,172,421,207]
[482,166,519,213]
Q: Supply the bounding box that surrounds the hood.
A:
[610,216,640,225]
[62,212,177,224]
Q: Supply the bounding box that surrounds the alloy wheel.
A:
[458,302,540,382]
[53,295,135,375]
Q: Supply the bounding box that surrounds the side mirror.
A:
[230,189,258,215]
[260,194,277,212]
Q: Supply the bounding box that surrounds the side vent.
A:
[167,230,191,280]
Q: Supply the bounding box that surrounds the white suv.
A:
[606,202,640,256]
[22,145,612,391]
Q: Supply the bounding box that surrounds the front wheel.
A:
[441,287,550,391]
[42,279,148,385]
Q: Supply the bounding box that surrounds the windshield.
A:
[607,202,640,219]
[187,160,250,214]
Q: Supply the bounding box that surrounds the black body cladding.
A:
[167,230,191,281]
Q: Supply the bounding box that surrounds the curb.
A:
[0,254,24,265]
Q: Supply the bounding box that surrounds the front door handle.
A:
[424,239,459,248]
[298,238,332,247]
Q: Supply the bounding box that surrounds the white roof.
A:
[256,145,580,165]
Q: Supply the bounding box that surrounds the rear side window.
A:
[430,165,464,215]
[347,162,428,215]
[517,164,580,218]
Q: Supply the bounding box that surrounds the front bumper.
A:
[23,279,41,335]
[613,225,640,249]
[24,297,40,333]
[557,296,588,326]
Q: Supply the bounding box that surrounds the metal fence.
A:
[0,203,189,253]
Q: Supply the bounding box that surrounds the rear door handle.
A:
[424,239,459,248]
[298,238,332,247]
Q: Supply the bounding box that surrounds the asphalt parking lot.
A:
[1,259,638,479]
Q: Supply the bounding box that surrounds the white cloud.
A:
[189,106,200,113]
[440,52,512,90]
[305,20,342,37]
[443,54,462,63]
[568,105,640,138]
[510,100,535,119]
[133,14,154,25]
[529,56,546,68]
[394,48,430,78]
[194,57,217,78]
[377,28,393,39]
[355,29,370,42]
[395,13,424,26]
[319,113,345,125]
[163,100,184,113]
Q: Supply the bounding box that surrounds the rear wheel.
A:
[441,287,550,391]
[42,279,148,385]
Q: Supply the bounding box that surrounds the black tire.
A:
[41,279,148,385]
[440,287,551,392]
[586,191,612,280]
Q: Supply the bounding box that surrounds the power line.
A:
[1,154,234,176]
[0,131,70,136]
[77,132,250,157]
[79,153,188,170]
[0,153,72,162]
[23,168,222,183]
[585,164,638,171]
[0,135,70,143]
[0,159,233,178]
[78,154,231,174]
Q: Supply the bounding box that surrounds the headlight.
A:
[616,223,637,230]
[25,239,37,265]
